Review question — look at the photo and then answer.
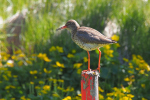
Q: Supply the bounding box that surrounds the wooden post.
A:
[81,70,99,100]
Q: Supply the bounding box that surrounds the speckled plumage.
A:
[60,20,116,51]
[56,19,117,72]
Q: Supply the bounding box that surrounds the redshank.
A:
[56,20,116,72]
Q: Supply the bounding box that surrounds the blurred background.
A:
[0,0,150,100]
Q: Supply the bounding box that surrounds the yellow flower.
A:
[105,45,111,49]
[10,98,15,100]
[124,77,130,81]
[67,53,74,58]
[30,70,38,74]
[142,98,148,100]
[99,87,104,92]
[18,61,23,66]
[52,93,59,97]
[116,43,120,47]
[141,84,145,88]
[5,86,10,90]
[127,94,134,98]
[35,86,40,89]
[78,94,81,96]
[56,46,63,53]
[128,70,134,74]
[11,55,17,60]
[57,79,64,83]
[106,93,114,96]
[77,68,81,74]
[14,50,22,54]
[41,90,47,94]
[18,53,25,57]
[26,60,32,64]
[106,97,113,100]
[56,61,65,68]
[44,68,52,74]
[49,46,56,52]
[30,81,34,84]
[111,34,119,41]
[72,49,76,53]
[44,57,52,62]
[62,96,71,100]
[39,81,44,84]
[123,58,129,62]
[6,60,14,67]
[43,85,50,90]
[139,70,145,74]
[73,63,82,69]
[83,57,88,62]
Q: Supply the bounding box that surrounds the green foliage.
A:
[0,0,150,100]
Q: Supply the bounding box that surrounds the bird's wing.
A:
[76,27,115,44]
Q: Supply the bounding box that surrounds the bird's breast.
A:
[72,35,105,51]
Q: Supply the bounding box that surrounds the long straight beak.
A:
[56,25,67,31]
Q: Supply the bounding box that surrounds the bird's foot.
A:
[97,67,100,73]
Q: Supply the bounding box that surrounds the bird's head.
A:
[56,20,80,32]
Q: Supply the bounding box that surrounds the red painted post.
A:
[81,70,99,100]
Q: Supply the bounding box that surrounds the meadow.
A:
[0,0,150,100]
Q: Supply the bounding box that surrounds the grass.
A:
[0,0,150,100]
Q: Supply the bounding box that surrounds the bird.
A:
[56,20,116,72]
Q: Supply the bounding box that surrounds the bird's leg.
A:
[97,48,101,73]
[87,51,91,71]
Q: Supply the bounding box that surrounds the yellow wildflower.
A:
[104,45,110,49]
[43,57,52,62]
[99,87,104,92]
[83,57,88,62]
[52,93,59,97]
[39,81,44,84]
[41,90,47,94]
[127,94,134,98]
[62,96,71,100]
[67,53,74,58]
[18,61,23,66]
[106,93,114,96]
[141,84,145,88]
[13,75,18,78]
[14,50,22,54]
[57,79,64,83]
[26,60,32,64]
[30,70,38,74]
[123,58,129,62]
[35,86,40,89]
[139,70,145,74]
[77,68,81,74]
[73,63,82,69]
[116,43,120,47]
[142,98,148,100]
[56,46,64,53]
[124,77,130,81]
[18,53,25,57]
[78,94,81,96]
[106,97,113,100]
[44,68,52,74]
[30,81,34,84]
[6,60,14,67]
[43,85,50,91]
[72,49,76,53]
[49,46,56,52]
[56,61,65,68]
[11,55,17,60]
[111,34,119,41]
[10,98,15,100]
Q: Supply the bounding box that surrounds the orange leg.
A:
[97,48,101,72]
[87,51,90,71]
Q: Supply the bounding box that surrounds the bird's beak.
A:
[56,25,67,31]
